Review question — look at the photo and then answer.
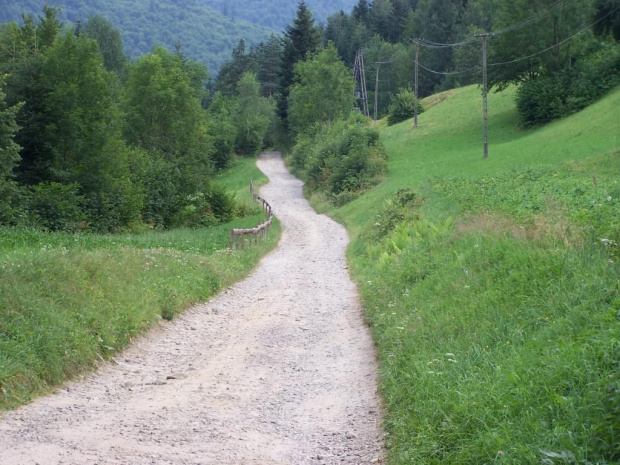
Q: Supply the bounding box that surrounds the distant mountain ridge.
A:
[1,0,356,73]
[0,0,359,72]
[202,0,359,30]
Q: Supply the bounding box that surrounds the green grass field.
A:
[0,157,280,410]
[313,85,620,463]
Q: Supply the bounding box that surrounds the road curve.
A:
[0,152,384,464]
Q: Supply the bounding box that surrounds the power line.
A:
[414,0,577,49]
[416,37,477,49]
[415,61,480,76]
[413,6,620,75]
[489,6,620,67]
[492,0,574,36]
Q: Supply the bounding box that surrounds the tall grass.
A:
[310,85,620,463]
[0,157,280,409]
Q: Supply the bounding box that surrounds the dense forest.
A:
[0,0,273,72]
[205,0,359,29]
[0,6,276,232]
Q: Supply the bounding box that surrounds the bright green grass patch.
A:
[0,156,280,409]
[307,85,620,463]
[326,85,620,238]
[215,155,270,207]
[354,155,619,463]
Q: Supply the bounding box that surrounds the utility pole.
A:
[360,50,369,118]
[374,63,380,122]
[476,32,492,159]
[354,49,370,118]
[414,39,419,128]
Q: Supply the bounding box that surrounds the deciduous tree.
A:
[288,43,355,134]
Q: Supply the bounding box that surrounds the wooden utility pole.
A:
[414,39,420,128]
[354,49,370,118]
[476,33,492,159]
[360,50,369,118]
[374,63,380,122]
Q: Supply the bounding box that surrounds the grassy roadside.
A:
[0,157,280,410]
[304,86,620,463]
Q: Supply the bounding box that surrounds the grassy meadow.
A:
[0,157,280,410]
[307,85,620,463]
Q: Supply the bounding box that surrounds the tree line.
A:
[0,0,273,73]
[0,7,274,232]
[1,1,618,233]
[321,0,619,124]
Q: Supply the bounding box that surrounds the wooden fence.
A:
[229,180,274,250]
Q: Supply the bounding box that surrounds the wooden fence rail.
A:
[229,180,274,250]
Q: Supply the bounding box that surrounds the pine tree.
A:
[370,0,395,41]
[353,0,370,24]
[257,34,283,99]
[276,1,321,126]
[216,39,257,96]
[490,0,593,89]
[0,79,22,224]
[411,0,458,96]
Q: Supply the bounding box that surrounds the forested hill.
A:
[204,0,359,30]
[0,0,274,72]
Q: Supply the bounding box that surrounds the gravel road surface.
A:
[0,152,384,464]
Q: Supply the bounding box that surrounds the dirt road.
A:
[0,152,384,464]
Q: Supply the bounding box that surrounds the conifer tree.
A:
[216,39,256,96]
[353,0,370,24]
[276,1,321,126]
[257,34,283,99]
[0,80,22,224]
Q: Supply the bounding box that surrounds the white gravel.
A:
[0,152,384,464]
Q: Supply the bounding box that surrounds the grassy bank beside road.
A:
[305,85,620,463]
[0,157,280,410]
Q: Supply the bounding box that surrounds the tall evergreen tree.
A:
[326,12,353,65]
[353,0,370,25]
[216,39,256,96]
[370,0,396,41]
[489,0,593,89]
[0,7,62,185]
[410,0,458,96]
[257,34,283,98]
[276,1,321,126]
[0,79,22,224]
[593,0,620,40]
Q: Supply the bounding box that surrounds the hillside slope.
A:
[204,0,359,29]
[0,0,274,72]
[334,85,620,235]
[313,86,620,464]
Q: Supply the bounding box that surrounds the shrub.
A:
[516,41,620,127]
[27,182,86,232]
[388,88,424,126]
[290,115,387,204]
[171,182,239,228]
